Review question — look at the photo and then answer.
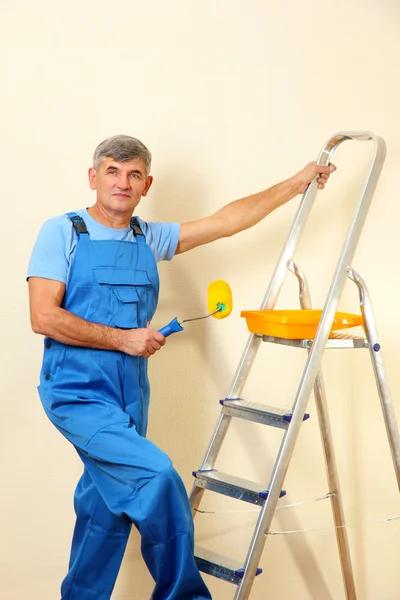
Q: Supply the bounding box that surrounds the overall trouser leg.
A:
[78,452,211,600]
[41,387,211,600]
[61,469,132,600]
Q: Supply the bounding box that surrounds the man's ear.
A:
[88,167,97,190]
[142,175,154,197]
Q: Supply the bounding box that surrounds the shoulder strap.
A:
[66,212,143,239]
[130,217,145,238]
[66,212,89,236]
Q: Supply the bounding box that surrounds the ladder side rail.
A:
[290,262,356,600]
[348,268,400,490]
[189,412,232,514]
[234,133,385,599]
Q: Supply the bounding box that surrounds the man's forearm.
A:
[216,176,299,237]
[33,306,123,350]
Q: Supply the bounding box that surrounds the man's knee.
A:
[137,465,193,529]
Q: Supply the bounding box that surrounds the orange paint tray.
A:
[240,310,364,340]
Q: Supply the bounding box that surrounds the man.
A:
[28,134,335,600]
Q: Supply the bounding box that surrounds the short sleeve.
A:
[136,218,180,262]
[27,216,75,283]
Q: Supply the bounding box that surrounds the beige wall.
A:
[2,0,400,598]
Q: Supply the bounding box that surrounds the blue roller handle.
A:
[158,317,184,337]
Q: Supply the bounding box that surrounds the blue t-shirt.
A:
[27,208,180,284]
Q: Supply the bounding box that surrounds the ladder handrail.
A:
[348,267,400,489]
[228,131,386,399]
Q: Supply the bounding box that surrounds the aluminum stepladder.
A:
[189,131,400,599]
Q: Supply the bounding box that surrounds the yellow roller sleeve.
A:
[207,280,233,319]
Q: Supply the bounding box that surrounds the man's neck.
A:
[87,205,132,229]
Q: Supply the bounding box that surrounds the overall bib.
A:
[38,214,211,600]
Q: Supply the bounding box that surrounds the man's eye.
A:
[108,171,117,175]
[130,173,139,178]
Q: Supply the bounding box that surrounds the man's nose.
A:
[117,173,130,189]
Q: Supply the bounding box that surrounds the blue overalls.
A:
[38,213,211,600]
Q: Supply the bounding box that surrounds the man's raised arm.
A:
[175,162,336,255]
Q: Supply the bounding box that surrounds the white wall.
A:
[2,1,400,598]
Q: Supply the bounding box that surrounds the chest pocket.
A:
[93,267,151,329]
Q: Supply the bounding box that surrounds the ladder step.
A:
[194,545,262,585]
[220,398,310,428]
[192,469,286,505]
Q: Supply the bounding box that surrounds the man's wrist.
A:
[108,327,126,352]
[285,174,303,197]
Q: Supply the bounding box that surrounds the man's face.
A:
[88,157,153,215]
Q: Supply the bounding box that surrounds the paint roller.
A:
[158,280,233,337]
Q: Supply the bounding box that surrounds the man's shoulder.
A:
[42,209,85,227]
[34,210,87,252]
[28,210,85,283]
[134,216,173,232]
[134,217,180,262]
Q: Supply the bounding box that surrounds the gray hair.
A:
[93,134,152,174]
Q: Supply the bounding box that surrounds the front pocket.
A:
[111,285,140,328]
[93,267,150,329]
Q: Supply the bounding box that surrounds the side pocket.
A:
[38,347,66,399]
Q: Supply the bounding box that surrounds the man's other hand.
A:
[120,328,166,358]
